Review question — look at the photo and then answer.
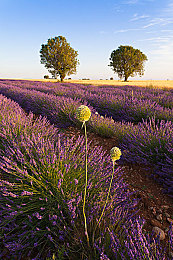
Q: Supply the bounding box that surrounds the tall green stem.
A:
[92,161,115,244]
[83,122,90,246]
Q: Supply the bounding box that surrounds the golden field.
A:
[22,79,173,89]
[65,79,173,89]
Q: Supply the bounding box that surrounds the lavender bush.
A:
[120,117,173,196]
[0,95,172,259]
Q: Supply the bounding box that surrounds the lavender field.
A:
[0,79,173,259]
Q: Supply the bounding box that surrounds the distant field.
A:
[65,79,173,89]
[17,79,173,89]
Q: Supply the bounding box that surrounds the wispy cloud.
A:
[123,0,138,4]
[114,28,142,33]
[123,0,155,5]
[138,32,173,61]
[149,42,173,57]
[163,1,173,14]
[160,29,173,32]
[145,30,160,34]
[138,36,172,43]
[130,13,150,21]
[143,17,173,28]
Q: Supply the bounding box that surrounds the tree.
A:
[109,45,147,81]
[40,36,79,82]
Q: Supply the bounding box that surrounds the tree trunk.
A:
[124,75,128,81]
[60,73,65,82]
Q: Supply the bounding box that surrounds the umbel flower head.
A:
[76,105,91,123]
[110,147,122,162]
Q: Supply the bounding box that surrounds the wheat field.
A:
[21,79,173,89]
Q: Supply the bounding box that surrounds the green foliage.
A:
[109,45,147,81]
[40,36,79,82]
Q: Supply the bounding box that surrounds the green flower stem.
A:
[83,122,90,246]
[92,161,115,244]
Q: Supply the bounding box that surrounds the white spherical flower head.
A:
[76,105,91,123]
[110,147,122,162]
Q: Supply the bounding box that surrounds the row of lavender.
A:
[0,81,172,197]
[1,79,173,110]
[0,79,172,123]
[1,94,172,259]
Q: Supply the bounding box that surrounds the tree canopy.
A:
[109,45,148,81]
[40,36,79,81]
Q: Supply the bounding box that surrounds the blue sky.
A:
[0,0,173,80]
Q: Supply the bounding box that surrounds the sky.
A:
[0,0,173,80]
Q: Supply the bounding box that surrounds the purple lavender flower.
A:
[48,234,53,241]
[21,191,33,196]
[32,212,42,219]
[74,178,78,185]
